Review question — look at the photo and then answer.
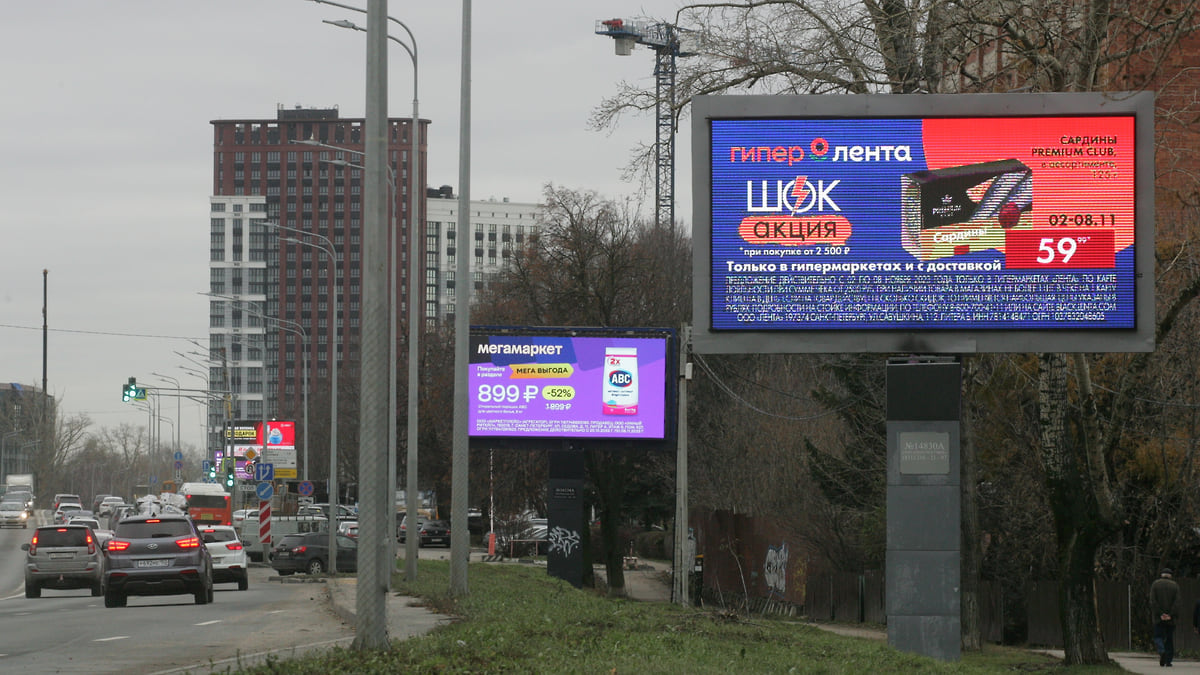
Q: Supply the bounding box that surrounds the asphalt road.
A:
[0,513,356,675]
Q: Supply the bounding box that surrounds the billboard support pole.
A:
[673,324,691,606]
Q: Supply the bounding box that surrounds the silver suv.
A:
[22,524,105,598]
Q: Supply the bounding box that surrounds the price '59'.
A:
[1005,229,1115,269]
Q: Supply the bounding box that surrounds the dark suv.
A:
[103,515,214,608]
[22,524,105,598]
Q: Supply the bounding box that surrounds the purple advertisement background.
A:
[468,334,668,439]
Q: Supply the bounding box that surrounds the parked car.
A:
[299,503,355,520]
[102,515,214,608]
[270,531,357,575]
[397,516,451,547]
[336,521,359,538]
[199,525,248,591]
[0,498,29,528]
[53,503,83,524]
[22,524,105,598]
[417,519,451,547]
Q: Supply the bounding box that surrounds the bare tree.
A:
[473,184,689,596]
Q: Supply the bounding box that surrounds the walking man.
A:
[1151,567,1181,667]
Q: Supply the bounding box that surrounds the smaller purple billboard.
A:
[469,330,670,440]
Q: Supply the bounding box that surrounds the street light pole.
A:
[262,221,341,575]
[320,154,401,571]
[320,5,422,584]
[352,0,390,648]
[152,372,181,455]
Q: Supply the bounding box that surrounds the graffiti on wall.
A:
[764,542,789,598]
[548,526,581,557]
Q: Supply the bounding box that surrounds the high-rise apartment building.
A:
[207,105,427,461]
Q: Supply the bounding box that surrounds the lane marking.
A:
[195,620,222,626]
[94,636,130,642]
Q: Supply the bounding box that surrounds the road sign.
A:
[298,480,315,497]
[202,460,212,473]
[244,461,255,478]
[149,475,157,485]
[255,481,274,501]
[259,499,272,548]
[174,451,183,461]
[244,448,257,461]
[173,460,183,471]
[254,462,275,482]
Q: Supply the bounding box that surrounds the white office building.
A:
[423,186,544,323]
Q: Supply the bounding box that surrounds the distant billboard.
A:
[691,92,1155,354]
[227,420,297,479]
[468,327,675,448]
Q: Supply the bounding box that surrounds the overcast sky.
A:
[0,1,692,452]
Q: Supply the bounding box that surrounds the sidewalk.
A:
[816,623,1196,673]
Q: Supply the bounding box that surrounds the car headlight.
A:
[19,512,26,520]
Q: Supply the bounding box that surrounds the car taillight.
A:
[28,534,38,556]
[107,540,131,552]
[225,542,244,551]
[176,536,200,549]
[292,545,308,554]
[86,531,95,555]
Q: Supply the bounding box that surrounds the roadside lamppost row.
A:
[256,314,311,483]
[262,220,341,574]
[315,153,401,568]
[206,293,313,483]
[320,1,423,585]
[152,372,182,456]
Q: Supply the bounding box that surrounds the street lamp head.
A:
[323,18,363,32]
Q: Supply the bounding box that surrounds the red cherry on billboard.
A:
[999,202,1021,228]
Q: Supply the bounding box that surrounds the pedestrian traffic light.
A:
[224,459,235,489]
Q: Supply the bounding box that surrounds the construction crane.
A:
[596,18,693,232]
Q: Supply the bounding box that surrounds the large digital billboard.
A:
[468,327,675,447]
[691,92,1155,354]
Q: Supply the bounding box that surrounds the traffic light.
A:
[121,377,136,402]
[206,461,217,483]
[224,459,235,489]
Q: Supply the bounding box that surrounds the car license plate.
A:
[49,552,72,560]
[136,559,170,568]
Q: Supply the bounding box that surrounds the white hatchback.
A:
[198,525,249,590]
